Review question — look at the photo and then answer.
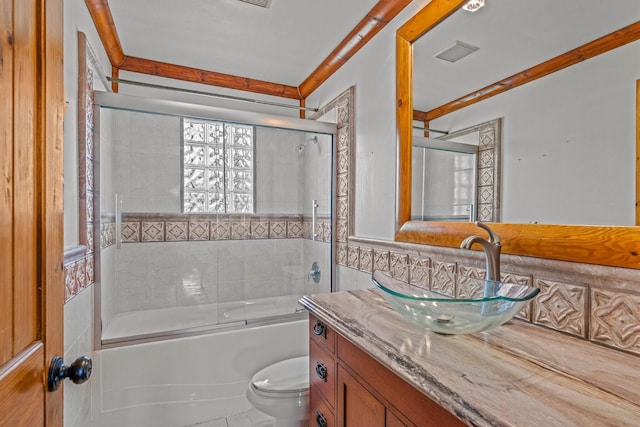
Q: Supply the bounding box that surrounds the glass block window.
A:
[183,118,254,213]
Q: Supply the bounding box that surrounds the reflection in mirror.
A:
[412,119,501,222]
[411,0,639,225]
[412,137,477,222]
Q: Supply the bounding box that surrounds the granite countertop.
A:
[299,289,640,427]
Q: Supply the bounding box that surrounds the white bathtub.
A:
[91,318,309,427]
[101,294,307,344]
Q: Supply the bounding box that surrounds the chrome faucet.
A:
[460,221,501,282]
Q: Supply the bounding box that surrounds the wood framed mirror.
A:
[395,0,640,269]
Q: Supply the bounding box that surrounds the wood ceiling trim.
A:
[84,0,300,99]
[85,0,413,101]
[119,56,302,100]
[84,0,125,67]
[415,21,640,122]
[298,0,413,98]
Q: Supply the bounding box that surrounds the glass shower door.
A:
[97,98,334,345]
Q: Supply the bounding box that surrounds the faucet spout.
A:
[460,222,501,282]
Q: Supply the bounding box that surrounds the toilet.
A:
[246,356,310,427]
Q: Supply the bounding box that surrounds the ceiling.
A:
[103,0,382,90]
[91,0,639,111]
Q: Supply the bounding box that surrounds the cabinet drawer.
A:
[309,313,336,354]
[310,339,336,408]
[310,387,335,427]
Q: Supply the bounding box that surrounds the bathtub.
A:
[101,294,307,345]
[91,317,309,427]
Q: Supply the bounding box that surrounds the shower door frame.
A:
[92,92,337,349]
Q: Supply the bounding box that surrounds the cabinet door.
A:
[337,366,385,427]
[386,411,409,427]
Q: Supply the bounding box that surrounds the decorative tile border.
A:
[64,32,100,303]
[532,279,587,338]
[440,119,501,222]
[590,288,640,354]
[343,236,640,356]
[310,87,355,275]
[63,253,93,302]
[100,219,115,248]
[99,213,332,246]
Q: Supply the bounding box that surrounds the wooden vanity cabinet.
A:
[309,314,337,426]
[309,313,466,427]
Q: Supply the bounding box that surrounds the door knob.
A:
[47,355,92,392]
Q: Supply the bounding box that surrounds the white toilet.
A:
[246,356,310,427]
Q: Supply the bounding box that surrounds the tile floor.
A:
[185,409,274,427]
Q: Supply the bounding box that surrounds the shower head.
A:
[298,136,318,152]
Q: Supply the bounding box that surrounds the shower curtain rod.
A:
[106,77,320,112]
[412,126,449,134]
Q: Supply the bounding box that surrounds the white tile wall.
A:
[63,286,94,427]
[105,239,317,326]
[255,127,304,214]
[112,111,182,213]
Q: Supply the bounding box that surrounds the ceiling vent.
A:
[434,41,479,63]
[238,0,272,8]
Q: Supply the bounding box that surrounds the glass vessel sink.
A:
[372,270,539,335]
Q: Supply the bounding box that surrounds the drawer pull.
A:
[316,409,327,427]
[315,361,327,382]
[313,321,326,338]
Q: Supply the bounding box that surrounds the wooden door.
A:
[0,0,64,426]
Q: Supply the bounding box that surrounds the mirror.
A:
[411,0,638,225]
[395,0,640,269]
[412,136,479,222]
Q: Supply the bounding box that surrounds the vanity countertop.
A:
[299,289,640,427]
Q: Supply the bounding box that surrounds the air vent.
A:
[434,41,479,63]
[238,0,272,8]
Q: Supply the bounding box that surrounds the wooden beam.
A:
[419,21,640,121]
[298,0,413,98]
[396,0,465,230]
[118,56,302,100]
[84,0,411,101]
[413,110,427,122]
[84,0,125,67]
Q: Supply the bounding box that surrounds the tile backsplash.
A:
[342,236,640,357]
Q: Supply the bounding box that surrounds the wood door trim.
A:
[41,0,65,424]
[0,0,14,366]
[636,79,640,226]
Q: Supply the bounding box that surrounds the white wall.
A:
[430,42,639,226]
[305,1,433,240]
[63,0,113,426]
[255,127,305,213]
[111,110,182,212]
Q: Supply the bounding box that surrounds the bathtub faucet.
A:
[460,221,501,282]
